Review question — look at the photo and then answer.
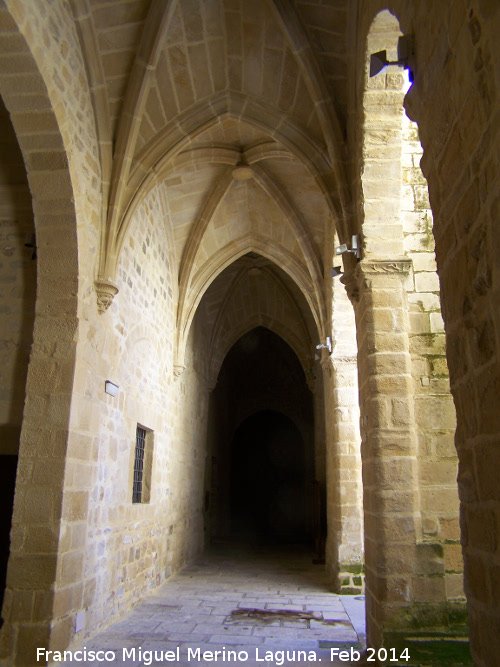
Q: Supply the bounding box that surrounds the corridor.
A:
[60,544,365,666]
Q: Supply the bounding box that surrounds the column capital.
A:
[95,278,119,313]
[341,258,412,302]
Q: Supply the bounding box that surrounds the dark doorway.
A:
[231,410,308,543]
[205,327,315,548]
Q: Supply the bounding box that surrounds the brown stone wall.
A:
[352,0,500,661]
[406,3,500,664]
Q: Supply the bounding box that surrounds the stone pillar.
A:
[308,366,327,562]
[344,258,425,646]
[323,353,364,593]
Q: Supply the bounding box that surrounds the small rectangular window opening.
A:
[132,425,153,503]
[133,426,146,503]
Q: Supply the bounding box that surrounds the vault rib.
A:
[103,0,179,278]
[266,0,350,236]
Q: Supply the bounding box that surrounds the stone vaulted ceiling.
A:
[72,0,353,373]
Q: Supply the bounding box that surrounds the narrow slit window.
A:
[133,426,147,503]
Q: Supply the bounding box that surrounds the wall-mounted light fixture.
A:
[331,266,342,278]
[335,234,361,260]
[370,35,414,81]
[316,337,332,354]
[105,380,119,397]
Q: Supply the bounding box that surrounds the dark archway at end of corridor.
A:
[204,327,316,551]
[230,410,309,545]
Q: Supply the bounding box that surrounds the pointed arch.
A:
[103,92,345,279]
[174,233,325,369]
[206,262,315,384]
[174,160,325,345]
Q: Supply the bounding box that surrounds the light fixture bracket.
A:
[370,35,414,80]
[335,235,361,260]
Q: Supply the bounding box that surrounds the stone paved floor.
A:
[63,543,366,667]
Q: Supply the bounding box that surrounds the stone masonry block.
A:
[60,550,84,587]
[15,622,51,666]
[391,398,412,426]
[367,351,412,375]
[445,573,465,600]
[415,396,457,430]
[7,553,57,589]
[415,271,440,292]
[444,544,464,573]
[62,491,89,522]
[419,459,459,487]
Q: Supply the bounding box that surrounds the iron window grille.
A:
[133,425,147,503]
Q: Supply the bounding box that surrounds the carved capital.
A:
[95,279,119,314]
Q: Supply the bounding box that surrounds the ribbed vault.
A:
[71,1,350,316]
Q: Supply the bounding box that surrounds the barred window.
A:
[132,425,153,503]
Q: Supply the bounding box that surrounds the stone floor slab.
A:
[61,544,366,666]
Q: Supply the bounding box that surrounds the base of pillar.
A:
[325,558,365,594]
[338,560,365,594]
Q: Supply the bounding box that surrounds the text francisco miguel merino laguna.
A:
[37,645,365,664]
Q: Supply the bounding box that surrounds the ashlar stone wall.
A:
[401,111,463,607]
[53,184,210,654]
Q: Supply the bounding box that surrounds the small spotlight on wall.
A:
[335,235,361,260]
[316,337,332,354]
[105,380,119,397]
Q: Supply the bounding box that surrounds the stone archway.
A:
[0,7,82,664]
[205,327,315,547]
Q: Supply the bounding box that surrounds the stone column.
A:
[323,353,364,592]
[344,258,424,646]
[308,366,327,562]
